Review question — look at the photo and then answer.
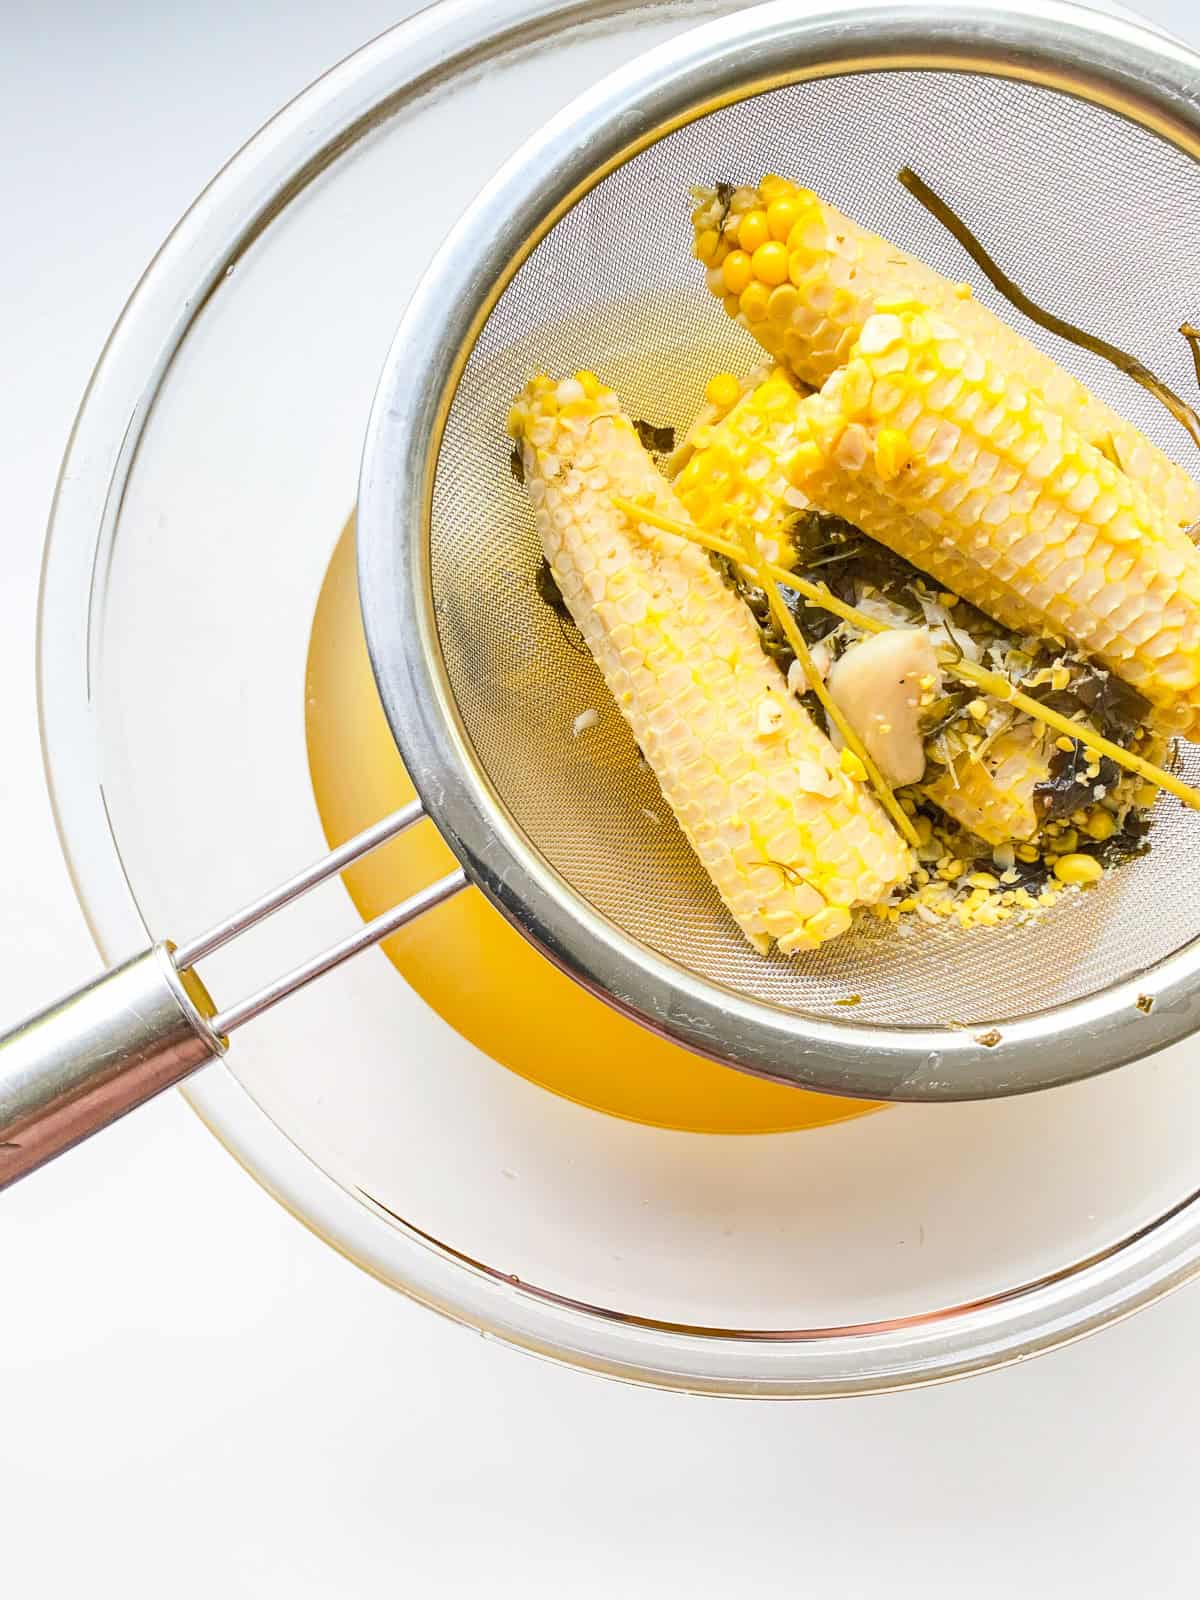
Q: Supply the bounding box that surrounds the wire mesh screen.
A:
[430,69,1200,1029]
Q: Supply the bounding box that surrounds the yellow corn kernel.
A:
[740,281,772,323]
[967,872,1000,890]
[1053,853,1104,886]
[722,250,753,295]
[788,440,823,485]
[758,173,793,202]
[704,371,742,411]
[751,240,790,286]
[767,195,802,240]
[1016,843,1041,863]
[737,209,770,254]
[873,427,912,481]
[1055,736,1076,753]
[1084,810,1116,841]
[840,748,867,781]
[694,228,721,263]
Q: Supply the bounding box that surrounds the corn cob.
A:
[692,178,1200,529]
[509,371,912,952]
[665,365,770,480]
[924,726,1048,846]
[676,359,1044,638]
[672,366,811,562]
[786,308,1200,738]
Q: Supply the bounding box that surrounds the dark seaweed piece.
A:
[509,445,525,485]
[534,557,589,656]
[1034,741,1120,822]
[1021,658,1150,746]
[899,166,1200,455]
[1005,855,1052,893]
[1083,808,1154,871]
[920,685,974,741]
[1061,664,1150,744]
[534,556,570,619]
[633,419,677,456]
[787,507,928,610]
[797,688,828,735]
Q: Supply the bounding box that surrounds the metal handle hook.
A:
[0,802,466,1190]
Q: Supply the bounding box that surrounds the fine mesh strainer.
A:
[6,0,1200,1188]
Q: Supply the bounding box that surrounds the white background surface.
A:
[3,2,1200,1593]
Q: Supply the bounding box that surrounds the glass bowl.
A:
[37,0,1200,1396]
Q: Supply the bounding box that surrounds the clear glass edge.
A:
[32,0,1200,1396]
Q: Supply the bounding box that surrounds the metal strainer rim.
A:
[357,0,1200,1101]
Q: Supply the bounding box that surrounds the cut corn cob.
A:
[665,363,771,480]
[676,359,1035,631]
[509,371,912,952]
[924,725,1049,846]
[692,178,1200,528]
[787,308,1200,737]
[673,366,812,561]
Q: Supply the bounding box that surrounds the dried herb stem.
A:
[898,166,1200,455]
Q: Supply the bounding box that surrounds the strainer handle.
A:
[0,802,467,1190]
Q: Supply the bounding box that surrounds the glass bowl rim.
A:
[35,0,1200,1397]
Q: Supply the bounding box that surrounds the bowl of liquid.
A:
[39,0,1200,1395]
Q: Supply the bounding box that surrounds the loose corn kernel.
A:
[967,872,1000,890]
[1016,843,1040,863]
[751,240,790,286]
[839,747,867,781]
[1085,810,1117,841]
[967,698,988,722]
[1056,829,1079,854]
[740,281,772,323]
[938,592,959,609]
[722,250,753,295]
[704,371,742,411]
[1054,853,1104,886]
[913,815,933,845]
[954,281,973,299]
[1055,736,1076,753]
[1136,783,1160,809]
[737,209,770,254]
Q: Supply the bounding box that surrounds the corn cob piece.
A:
[672,367,812,562]
[786,307,1200,738]
[665,365,770,480]
[676,360,1044,631]
[924,726,1048,846]
[509,371,912,953]
[692,178,1200,529]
